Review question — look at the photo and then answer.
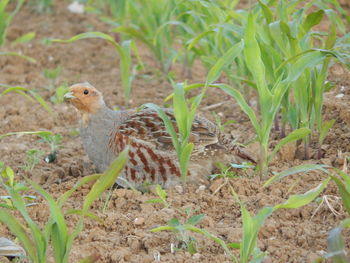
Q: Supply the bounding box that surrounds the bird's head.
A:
[64,82,105,114]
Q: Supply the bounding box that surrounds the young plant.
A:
[50,84,69,104]
[145,184,170,208]
[21,149,44,172]
[0,147,128,263]
[52,32,140,105]
[151,214,206,255]
[0,84,52,114]
[213,14,312,178]
[150,176,330,262]
[326,218,350,263]
[113,0,179,73]
[38,133,63,163]
[0,163,37,209]
[42,66,61,91]
[0,0,25,46]
[144,82,204,183]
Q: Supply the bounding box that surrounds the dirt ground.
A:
[1,1,350,263]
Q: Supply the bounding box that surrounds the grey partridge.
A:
[65,82,255,188]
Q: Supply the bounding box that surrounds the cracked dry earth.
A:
[1,1,350,263]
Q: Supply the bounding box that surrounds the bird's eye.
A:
[83,89,89,95]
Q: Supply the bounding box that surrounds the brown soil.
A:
[1,2,350,263]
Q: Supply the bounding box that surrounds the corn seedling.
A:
[113,0,179,73]
[0,0,25,46]
[38,133,63,163]
[210,14,312,178]
[150,177,330,262]
[52,32,139,105]
[325,218,350,263]
[0,163,37,209]
[0,147,128,263]
[145,184,170,209]
[50,84,69,104]
[42,66,61,91]
[144,82,204,183]
[151,214,206,255]
[0,84,53,114]
[250,0,350,159]
[12,31,36,45]
[20,149,44,172]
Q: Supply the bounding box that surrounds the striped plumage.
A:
[65,82,255,188]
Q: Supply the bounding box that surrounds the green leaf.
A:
[26,178,69,261]
[0,209,37,261]
[330,176,350,215]
[184,225,236,261]
[155,184,166,200]
[268,128,311,162]
[274,177,330,209]
[303,10,324,33]
[143,103,179,153]
[319,119,335,145]
[326,226,349,263]
[58,174,101,207]
[82,147,129,214]
[244,13,270,98]
[0,131,53,140]
[144,198,163,204]
[215,84,261,139]
[12,32,36,45]
[286,51,327,82]
[150,225,176,232]
[264,164,330,187]
[206,40,243,84]
[0,51,36,63]
[186,214,205,226]
[52,32,132,103]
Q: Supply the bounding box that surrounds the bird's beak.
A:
[64,91,75,100]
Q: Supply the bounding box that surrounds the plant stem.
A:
[259,144,268,179]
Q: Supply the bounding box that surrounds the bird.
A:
[64,82,256,189]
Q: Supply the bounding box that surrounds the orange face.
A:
[65,83,103,113]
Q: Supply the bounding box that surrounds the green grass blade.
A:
[319,119,335,145]
[28,90,53,114]
[327,227,349,263]
[264,164,330,187]
[274,177,330,209]
[143,103,180,153]
[58,174,101,207]
[244,13,270,98]
[6,186,46,262]
[0,51,36,63]
[12,32,36,45]
[268,128,311,162]
[26,178,68,261]
[184,225,237,262]
[150,226,176,232]
[0,209,37,262]
[82,147,129,213]
[215,83,261,139]
[0,131,52,140]
[330,176,350,215]
[206,40,243,84]
[302,10,324,33]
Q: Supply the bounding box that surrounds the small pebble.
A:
[134,217,145,225]
[174,185,183,194]
[335,93,344,98]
